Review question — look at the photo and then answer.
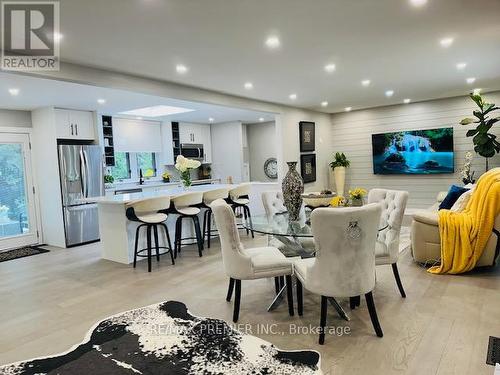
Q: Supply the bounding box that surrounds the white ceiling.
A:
[43,0,500,112]
[0,72,275,123]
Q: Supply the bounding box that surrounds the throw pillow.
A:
[450,188,474,212]
[439,185,470,210]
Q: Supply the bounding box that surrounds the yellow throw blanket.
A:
[428,167,500,274]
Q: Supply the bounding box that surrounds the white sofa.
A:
[411,192,500,266]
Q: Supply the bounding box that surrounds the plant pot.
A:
[282,161,304,221]
[351,198,363,207]
[334,166,346,197]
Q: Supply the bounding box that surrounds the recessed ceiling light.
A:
[321,101,328,107]
[361,79,371,87]
[289,93,297,100]
[345,107,352,112]
[120,105,194,117]
[265,35,280,49]
[473,88,481,95]
[404,98,411,104]
[410,0,428,7]
[456,62,467,70]
[97,98,106,104]
[208,117,214,123]
[385,90,395,97]
[8,88,19,96]
[244,82,253,90]
[324,63,336,73]
[466,77,476,84]
[176,64,188,74]
[136,117,143,120]
[259,117,265,122]
[440,37,454,48]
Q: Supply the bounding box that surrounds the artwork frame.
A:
[371,127,454,175]
[300,153,316,183]
[299,121,315,152]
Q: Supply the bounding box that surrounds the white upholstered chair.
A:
[211,199,294,322]
[367,189,409,298]
[294,204,383,344]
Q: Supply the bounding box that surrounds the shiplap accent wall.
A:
[330,92,500,208]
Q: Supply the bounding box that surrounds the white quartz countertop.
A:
[105,178,220,192]
[90,183,233,205]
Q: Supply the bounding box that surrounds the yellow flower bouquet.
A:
[349,188,367,200]
[330,196,347,207]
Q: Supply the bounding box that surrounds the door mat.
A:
[0,245,49,263]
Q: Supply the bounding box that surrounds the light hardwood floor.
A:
[0,234,498,374]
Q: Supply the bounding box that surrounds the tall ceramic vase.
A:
[334,166,346,197]
[282,161,304,221]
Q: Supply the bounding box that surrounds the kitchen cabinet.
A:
[55,109,95,140]
[178,123,212,164]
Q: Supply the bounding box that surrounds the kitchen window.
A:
[110,152,158,182]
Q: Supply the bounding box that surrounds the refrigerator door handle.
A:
[83,149,92,198]
[80,149,88,198]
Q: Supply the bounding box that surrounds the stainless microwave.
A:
[180,143,204,160]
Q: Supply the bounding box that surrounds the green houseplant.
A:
[460,93,500,171]
[329,152,350,196]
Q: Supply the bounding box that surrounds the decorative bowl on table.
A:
[301,191,336,208]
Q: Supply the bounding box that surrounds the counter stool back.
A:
[125,196,174,272]
[228,183,254,238]
[171,192,204,257]
[202,188,229,248]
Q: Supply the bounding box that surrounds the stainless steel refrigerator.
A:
[58,144,104,247]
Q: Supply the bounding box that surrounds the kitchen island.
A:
[94,183,232,264]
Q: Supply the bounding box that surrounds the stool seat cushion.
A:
[177,207,201,216]
[137,212,168,224]
[233,198,250,205]
[243,246,293,278]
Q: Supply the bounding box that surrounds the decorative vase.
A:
[334,166,346,197]
[282,161,304,221]
[351,198,363,207]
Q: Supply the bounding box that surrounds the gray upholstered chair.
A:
[294,204,383,344]
[211,199,294,322]
[367,188,409,298]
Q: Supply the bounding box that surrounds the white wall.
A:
[247,121,277,182]
[330,92,500,208]
[276,109,333,192]
[210,121,245,183]
[0,109,31,128]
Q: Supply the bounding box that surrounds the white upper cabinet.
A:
[179,123,212,163]
[55,109,95,140]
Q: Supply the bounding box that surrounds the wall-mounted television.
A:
[372,127,454,175]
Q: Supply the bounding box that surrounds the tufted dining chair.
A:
[367,189,409,298]
[294,204,383,344]
[211,199,294,323]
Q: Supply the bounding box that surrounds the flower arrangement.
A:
[162,171,171,183]
[175,155,201,188]
[460,152,476,185]
[349,188,367,200]
[330,196,347,207]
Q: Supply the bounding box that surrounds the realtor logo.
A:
[1,1,60,71]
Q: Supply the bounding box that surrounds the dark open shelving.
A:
[172,122,180,159]
[102,115,115,166]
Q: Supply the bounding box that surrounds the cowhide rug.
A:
[0,301,321,374]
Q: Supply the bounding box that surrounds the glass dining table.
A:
[243,210,388,321]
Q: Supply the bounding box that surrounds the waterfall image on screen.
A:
[372,127,454,174]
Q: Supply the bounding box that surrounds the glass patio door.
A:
[0,133,38,250]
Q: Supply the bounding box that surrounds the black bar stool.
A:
[169,192,204,257]
[227,184,254,238]
[201,187,229,248]
[125,196,174,272]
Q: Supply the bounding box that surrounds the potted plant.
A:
[460,93,500,171]
[162,171,171,183]
[175,155,201,189]
[349,188,367,207]
[460,152,476,185]
[104,174,114,189]
[329,152,350,196]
